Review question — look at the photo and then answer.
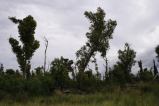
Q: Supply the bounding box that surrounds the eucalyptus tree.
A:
[50,57,73,89]
[9,15,40,79]
[118,43,136,77]
[110,43,136,83]
[76,7,117,73]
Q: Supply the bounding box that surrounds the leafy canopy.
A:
[76,7,117,72]
[9,15,40,79]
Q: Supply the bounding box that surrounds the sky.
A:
[0,0,159,74]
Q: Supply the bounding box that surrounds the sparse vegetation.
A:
[0,83,159,106]
[0,7,158,105]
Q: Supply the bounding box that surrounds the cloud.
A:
[0,0,159,74]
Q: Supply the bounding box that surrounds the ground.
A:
[0,86,159,106]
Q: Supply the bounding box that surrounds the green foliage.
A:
[109,43,136,84]
[138,68,153,81]
[0,74,24,96]
[109,65,127,85]
[5,69,16,75]
[76,7,116,91]
[76,7,117,73]
[137,60,156,81]
[0,73,54,98]
[84,7,117,57]
[76,69,101,92]
[117,43,136,73]
[138,60,143,73]
[26,75,53,96]
[155,45,159,61]
[0,64,4,75]
[34,66,43,76]
[50,57,73,90]
[9,15,40,79]
[0,7,159,102]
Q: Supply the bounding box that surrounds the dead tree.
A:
[43,36,48,73]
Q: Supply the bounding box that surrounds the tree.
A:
[154,45,159,79]
[43,36,48,73]
[35,66,43,76]
[6,69,15,75]
[50,57,73,90]
[153,59,158,76]
[118,43,136,75]
[0,64,4,75]
[110,43,136,84]
[138,60,143,73]
[155,45,159,61]
[9,15,40,79]
[138,68,153,81]
[76,7,117,73]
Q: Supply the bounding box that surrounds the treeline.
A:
[0,7,159,98]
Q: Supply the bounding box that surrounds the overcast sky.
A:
[0,0,159,73]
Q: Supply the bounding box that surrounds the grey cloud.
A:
[0,0,159,74]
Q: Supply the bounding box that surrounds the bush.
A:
[25,75,54,96]
[76,71,101,92]
[0,75,24,96]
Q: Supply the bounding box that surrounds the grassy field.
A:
[0,86,159,106]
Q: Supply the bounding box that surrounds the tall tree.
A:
[118,43,136,76]
[9,15,40,79]
[50,57,73,90]
[76,7,117,73]
[138,60,143,73]
[110,43,136,83]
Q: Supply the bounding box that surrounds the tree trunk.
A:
[44,37,48,73]
[80,49,94,72]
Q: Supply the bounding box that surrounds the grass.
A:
[0,86,159,106]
